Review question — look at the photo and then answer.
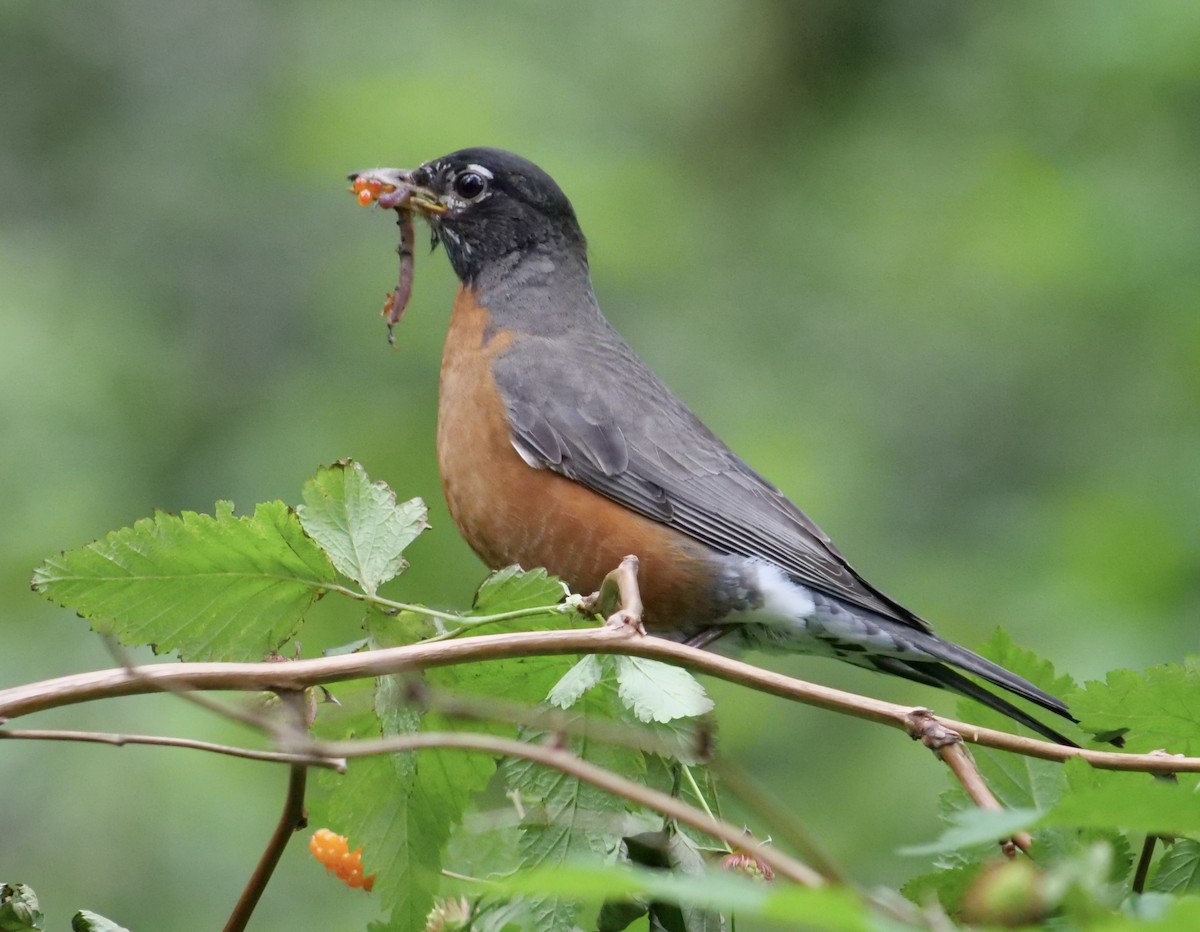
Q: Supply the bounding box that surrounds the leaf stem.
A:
[324,581,567,631]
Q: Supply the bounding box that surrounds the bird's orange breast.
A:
[436,286,724,629]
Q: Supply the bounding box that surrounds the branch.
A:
[1,627,1196,773]
[223,691,311,932]
[0,728,344,771]
[311,729,826,889]
[906,710,1032,856]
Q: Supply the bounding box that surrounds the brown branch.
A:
[906,710,1032,856]
[312,729,826,889]
[0,628,1196,774]
[0,728,344,771]
[223,691,311,932]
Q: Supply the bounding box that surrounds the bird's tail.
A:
[870,654,1079,747]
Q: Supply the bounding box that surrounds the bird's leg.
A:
[684,626,731,650]
[580,554,645,634]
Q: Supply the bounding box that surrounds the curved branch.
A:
[0,627,1195,773]
[313,730,825,889]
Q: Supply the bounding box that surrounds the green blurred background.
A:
[3,1,1198,928]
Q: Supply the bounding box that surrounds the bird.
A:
[350,147,1084,747]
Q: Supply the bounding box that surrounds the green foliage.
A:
[18,463,1200,929]
[70,912,130,932]
[898,635,1200,927]
[0,885,127,932]
[297,459,429,597]
[1148,839,1200,895]
[1071,661,1200,756]
[31,501,338,662]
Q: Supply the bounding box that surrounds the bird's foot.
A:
[581,555,645,635]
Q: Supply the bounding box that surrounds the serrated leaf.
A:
[548,655,608,709]
[1149,839,1200,894]
[297,460,428,595]
[31,500,336,661]
[898,807,1041,856]
[1044,778,1200,835]
[502,683,642,932]
[315,694,496,929]
[70,912,129,932]
[473,565,568,613]
[614,656,714,723]
[1070,662,1200,755]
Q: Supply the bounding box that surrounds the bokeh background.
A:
[3,1,1198,928]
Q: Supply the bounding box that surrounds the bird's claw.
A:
[604,608,646,636]
[580,555,645,634]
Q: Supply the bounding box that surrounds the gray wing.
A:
[494,330,932,633]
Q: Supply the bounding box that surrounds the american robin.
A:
[350,147,1083,746]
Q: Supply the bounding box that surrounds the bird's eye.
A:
[452,171,487,201]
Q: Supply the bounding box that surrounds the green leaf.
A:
[0,883,43,931]
[945,631,1082,864]
[317,664,497,931]
[548,655,607,709]
[1149,839,1200,894]
[1070,660,1200,755]
[1045,778,1200,835]
[70,912,130,932]
[901,862,983,915]
[898,808,1041,857]
[297,460,428,596]
[472,565,568,613]
[614,656,714,723]
[497,862,872,931]
[31,500,336,661]
[502,682,643,932]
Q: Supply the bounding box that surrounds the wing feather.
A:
[492,332,930,632]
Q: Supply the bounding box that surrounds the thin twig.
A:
[1,628,1197,774]
[312,729,827,889]
[223,691,311,932]
[0,728,343,771]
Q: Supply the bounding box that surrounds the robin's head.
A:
[350,148,585,285]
